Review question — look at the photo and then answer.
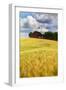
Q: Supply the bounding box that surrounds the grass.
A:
[20,38,58,77]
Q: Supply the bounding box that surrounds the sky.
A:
[19,12,58,38]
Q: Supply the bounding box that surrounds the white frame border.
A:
[9,4,64,86]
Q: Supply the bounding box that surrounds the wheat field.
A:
[20,38,58,77]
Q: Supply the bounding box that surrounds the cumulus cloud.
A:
[27,16,39,29]
[20,16,39,29]
[20,12,58,32]
[19,18,27,28]
[20,16,48,31]
[33,13,50,22]
[33,28,48,33]
[33,13,57,23]
[32,13,58,32]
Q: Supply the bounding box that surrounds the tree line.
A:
[29,31,58,41]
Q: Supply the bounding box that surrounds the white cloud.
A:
[33,28,48,33]
[20,15,49,32]
[34,13,49,21]
[27,16,39,29]
[19,18,27,28]
[20,16,39,29]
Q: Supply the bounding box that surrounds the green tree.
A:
[29,32,33,37]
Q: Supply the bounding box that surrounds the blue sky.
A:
[19,12,58,37]
[20,12,33,18]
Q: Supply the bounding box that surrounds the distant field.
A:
[20,38,58,77]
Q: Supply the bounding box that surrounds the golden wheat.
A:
[20,38,58,77]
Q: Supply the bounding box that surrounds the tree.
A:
[29,32,33,37]
[29,31,42,38]
[43,32,58,41]
[44,32,54,40]
[53,32,58,41]
[29,31,58,41]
